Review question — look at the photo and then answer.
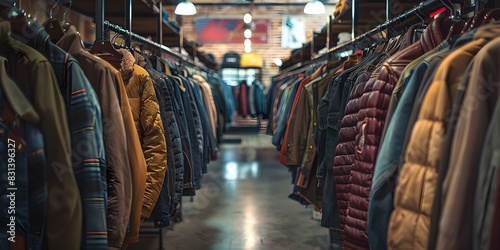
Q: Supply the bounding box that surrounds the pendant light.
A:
[175,0,197,16]
[304,0,326,15]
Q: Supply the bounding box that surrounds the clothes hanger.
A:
[481,8,500,25]
[413,6,428,43]
[44,0,66,42]
[432,0,465,42]
[468,8,489,30]
[90,28,123,60]
[0,1,35,42]
[60,0,72,32]
[0,1,24,19]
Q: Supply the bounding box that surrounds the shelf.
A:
[63,0,217,69]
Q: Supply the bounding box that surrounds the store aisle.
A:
[129,134,329,250]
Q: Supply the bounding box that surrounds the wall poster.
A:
[195,18,269,44]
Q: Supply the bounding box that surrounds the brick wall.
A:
[167,4,335,87]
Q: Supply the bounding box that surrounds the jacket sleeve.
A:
[140,75,167,218]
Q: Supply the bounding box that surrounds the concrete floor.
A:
[128,133,329,250]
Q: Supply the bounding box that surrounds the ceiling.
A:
[162,0,338,6]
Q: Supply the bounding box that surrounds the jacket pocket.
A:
[327,112,341,131]
[317,100,329,131]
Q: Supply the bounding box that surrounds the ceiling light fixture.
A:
[175,0,197,16]
[244,46,252,53]
[273,58,283,67]
[244,13,252,24]
[304,0,326,15]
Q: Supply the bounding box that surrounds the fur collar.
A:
[119,48,135,81]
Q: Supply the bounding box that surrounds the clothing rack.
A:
[103,21,210,73]
[320,0,447,60]
[277,59,327,79]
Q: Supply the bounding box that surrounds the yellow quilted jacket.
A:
[388,25,500,250]
[119,50,167,221]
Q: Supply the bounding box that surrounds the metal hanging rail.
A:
[103,21,209,71]
[321,0,446,59]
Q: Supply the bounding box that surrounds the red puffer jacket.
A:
[333,72,371,226]
[342,16,450,250]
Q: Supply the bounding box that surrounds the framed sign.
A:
[195,18,269,44]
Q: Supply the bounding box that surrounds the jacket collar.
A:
[56,25,85,56]
[118,49,135,82]
[419,15,450,52]
[473,23,500,41]
[96,48,135,82]
[0,56,40,124]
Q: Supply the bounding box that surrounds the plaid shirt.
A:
[29,22,107,249]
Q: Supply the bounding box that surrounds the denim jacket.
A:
[0,57,47,250]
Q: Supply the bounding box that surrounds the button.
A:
[0,129,4,135]
[314,122,317,126]
[309,145,313,149]
[17,143,24,151]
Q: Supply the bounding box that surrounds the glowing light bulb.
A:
[244,29,252,39]
[244,13,252,24]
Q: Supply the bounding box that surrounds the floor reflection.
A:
[223,161,260,181]
[127,136,329,250]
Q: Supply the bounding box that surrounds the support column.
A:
[125,0,132,47]
[351,0,358,50]
[157,2,163,57]
[96,0,105,40]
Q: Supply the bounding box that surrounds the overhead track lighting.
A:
[175,0,197,15]
[304,0,326,15]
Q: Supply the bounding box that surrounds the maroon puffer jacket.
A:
[333,72,371,226]
[342,16,450,250]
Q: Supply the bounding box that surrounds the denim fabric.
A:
[29,22,107,249]
[272,79,302,149]
[266,76,293,135]
[151,81,173,228]
[180,76,204,190]
[0,86,47,250]
[250,80,266,117]
[317,53,385,235]
[160,77,185,211]
[136,54,180,228]
[209,76,235,123]
[0,109,28,250]
[168,76,195,195]
[208,81,225,144]
[192,81,216,173]
[317,70,351,230]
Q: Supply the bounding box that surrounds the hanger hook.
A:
[440,0,456,17]
[111,31,121,47]
[415,6,425,24]
[62,0,72,23]
[50,0,60,19]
